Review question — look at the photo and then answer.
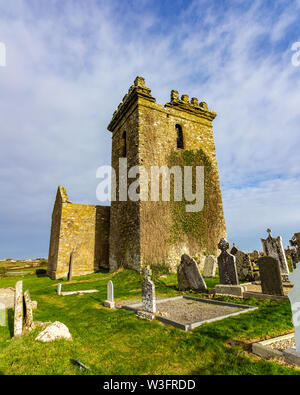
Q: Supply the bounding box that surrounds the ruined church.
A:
[47,77,226,279]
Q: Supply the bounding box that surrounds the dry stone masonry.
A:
[177,254,207,291]
[48,76,227,277]
[261,229,289,282]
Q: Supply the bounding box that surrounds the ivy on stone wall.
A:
[167,149,221,255]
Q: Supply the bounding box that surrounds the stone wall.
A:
[47,186,110,279]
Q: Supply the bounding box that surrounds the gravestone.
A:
[24,289,33,330]
[230,243,238,256]
[253,250,259,262]
[235,250,253,281]
[261,229,289,281]
[257,256,284,296]
[57,283,62,295]
[141,266,156,314]
[0,302,5,326]
[177,254,207,291]
[104,280,115,309]
[203,256,217,278]
[288,266,300,350]
[217,239,239,285]
[14,280,23,337]
[290,233,300,269]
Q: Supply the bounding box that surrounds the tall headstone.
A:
[217,238,239,285]
[203,256,217,278]
[14,280,23,337]
[24,289,33,330]
[57,283,62,295]
[261,229,289,281]
[104,280,115,309]
[235,250,253,281]
[142,266,156,314]
[287,266,300,350]
[177,254,207,291]
[257,256,284,296]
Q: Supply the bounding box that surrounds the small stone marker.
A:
[35,321,72,342]
[203,256,217,278]
[142,266,156,314]
[14,280,23,337]
[217,239,239,285]
[257,256,284,296]
[24,289,34,330]
[261,229,289,281]
[104,280,115,309]
[235,250,253,281]
[57,283,62,295]
[177,254,207,291]
[288,266,300,350]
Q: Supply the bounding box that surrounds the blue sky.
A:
[0,0,300,258]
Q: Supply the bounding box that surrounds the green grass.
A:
[0,270,298,375]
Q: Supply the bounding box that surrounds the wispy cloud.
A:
[0,0,300,257]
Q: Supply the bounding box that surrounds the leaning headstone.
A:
[24,289,34,330]
[14,280,23,337]
[57,283,62,295]
[217,239,239,285]
[261,229,289,281]
[257,256,284,296]
[177,254,207,291]
[235,250,253,281]
[142,266,156,314]
[104,280,115,309]
[203,256,217,278]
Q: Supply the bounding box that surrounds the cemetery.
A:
[0,230,300,375]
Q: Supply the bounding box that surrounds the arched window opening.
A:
[176,124,184,149]
[121,131,127,157]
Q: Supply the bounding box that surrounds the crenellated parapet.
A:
[108,76,156,132]
[166,90,217,121]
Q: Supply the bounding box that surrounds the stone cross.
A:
[24,289,33,330]
[103,280,115,309]
[261,229,289,281]
[142,266,156,314]
[288,266,300,350]
[217,238,239,285]
[14,280,23,337]
[257,256,284,296]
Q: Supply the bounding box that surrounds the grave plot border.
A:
[121,296,257,332]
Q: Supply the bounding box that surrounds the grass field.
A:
[0,269,298,375]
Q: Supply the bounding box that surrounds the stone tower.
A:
[107,76,226,273]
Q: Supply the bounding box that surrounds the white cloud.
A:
[0,0,300,257]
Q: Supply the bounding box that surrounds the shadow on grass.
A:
[7,308,14,338]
